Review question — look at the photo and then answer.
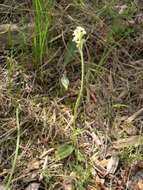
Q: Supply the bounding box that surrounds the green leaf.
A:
[61,74,69,91]
[64,40,76,65]
[56,144,74,160]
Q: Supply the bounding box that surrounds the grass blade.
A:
[6,107,20,190]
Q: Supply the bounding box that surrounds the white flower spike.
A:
[72,26,86,49]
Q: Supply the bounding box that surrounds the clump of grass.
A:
[33,0,53,69]
[0,0,143,189]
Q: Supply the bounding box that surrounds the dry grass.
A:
[0,0,143,189]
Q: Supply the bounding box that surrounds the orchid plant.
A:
[72,26,86,129]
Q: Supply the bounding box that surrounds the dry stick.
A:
[6,108,20,190]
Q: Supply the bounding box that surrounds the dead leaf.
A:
[106,155,119,174]
[25,183,40,190]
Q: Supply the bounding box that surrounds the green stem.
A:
[74,45,84,129]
